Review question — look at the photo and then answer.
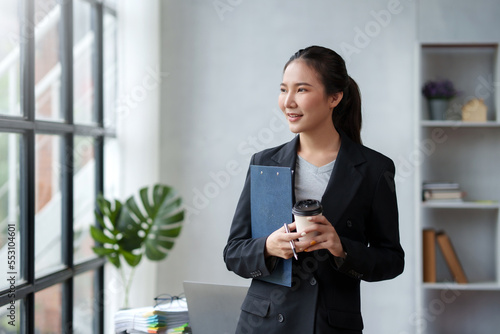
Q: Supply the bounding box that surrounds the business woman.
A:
[223,46,404,334]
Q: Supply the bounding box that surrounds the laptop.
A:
[183,281,248,334]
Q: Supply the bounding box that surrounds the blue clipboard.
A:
[250,165,293,287]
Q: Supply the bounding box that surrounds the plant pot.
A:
[427,99,449,120]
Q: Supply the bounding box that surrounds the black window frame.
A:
[0,0,117,332]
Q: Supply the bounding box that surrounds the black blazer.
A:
[223,131,404,334]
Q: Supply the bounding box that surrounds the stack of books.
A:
[422,182,465,202]
[115,300,189,333]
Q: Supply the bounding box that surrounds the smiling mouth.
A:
[287,113,303,121]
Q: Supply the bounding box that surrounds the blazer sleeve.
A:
[223,155,277,279]
[335,160,405,282]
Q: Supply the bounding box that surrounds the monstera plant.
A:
[90,184,184,308]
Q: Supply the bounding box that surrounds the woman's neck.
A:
[297,126,341,167]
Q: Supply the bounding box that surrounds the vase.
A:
[427,99,449,120]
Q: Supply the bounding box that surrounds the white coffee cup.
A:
[292,199,323,242]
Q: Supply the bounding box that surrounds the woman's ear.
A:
[329,92,343,109]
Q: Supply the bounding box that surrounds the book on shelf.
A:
[422,229,436,283]
[422,181,460,190]
[422,181,465,202]
[423,189,466,201]
[422,229,468,284]
[435,231,468,284]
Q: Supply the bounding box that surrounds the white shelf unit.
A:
[415,44,500,334]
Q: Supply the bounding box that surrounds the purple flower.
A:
[422,80,458,99]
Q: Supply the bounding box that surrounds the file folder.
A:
[250,165,293,287]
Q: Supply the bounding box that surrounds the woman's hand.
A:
[295,215,346,258]
[265,222,301,259]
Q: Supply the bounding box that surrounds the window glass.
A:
[0,1,21,116]
[35,134,63,275]
[105,0,117,9]
[73,0,95,124]
[0,133,21,290]
[34,1,62,121]
[0,300,21,333]
[103,11,117,128]
[104,138,119,198]
[35,283,62,333]
[73,271,95,333]
[0,0,116,329]
[73,136,95,263]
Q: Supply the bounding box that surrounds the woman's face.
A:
[278,60,342,134]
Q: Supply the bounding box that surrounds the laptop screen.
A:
[183,281,248,334]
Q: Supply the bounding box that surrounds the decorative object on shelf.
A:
[422,80,458,120]
[462,98,488,122]
[90,184,185,308]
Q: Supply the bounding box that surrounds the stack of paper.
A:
[115,300,189,333]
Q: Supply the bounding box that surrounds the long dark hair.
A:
[284,46,362,144]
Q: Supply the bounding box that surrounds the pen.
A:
[283,223,298,260]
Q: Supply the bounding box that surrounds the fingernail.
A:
[298,248,303,252]
[304,248,309,252]
[310,240,317,246]
[301,232,307,236]
[307,217,313,221]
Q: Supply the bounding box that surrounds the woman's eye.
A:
[298,88,306,92]
[280,88,286,93]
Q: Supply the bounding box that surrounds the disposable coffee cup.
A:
[292,199,323,242]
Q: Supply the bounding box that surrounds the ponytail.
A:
[285,46,363,144]
[333,76,362,144]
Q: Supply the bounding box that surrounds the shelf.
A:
[422,201,500,209]
[417,39,500,334]
[421,120,500,128]
[423,282,500,291]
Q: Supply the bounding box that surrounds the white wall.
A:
[158,1,416,333]
[418,0,500,43]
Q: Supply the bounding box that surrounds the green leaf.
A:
[145,241,167,261]
[92,246,116,256]
[90,226,116,244]
[156,226,182,238]
[97,195,112,217]
[139,187,154,218]
[125,196,147,222]
[159,197,182,217]
[122,184,185,262]
[107,253,121,268]
[121,249,142,267]
[108,200,122,226]
[118,206,144,251]
[162,211,185,225]
[94,210,107,230]
[153,185,172,207]
[150,238,175,250]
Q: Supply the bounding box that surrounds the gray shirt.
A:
[295,155,335,202]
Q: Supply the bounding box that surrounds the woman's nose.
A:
[284,92,297,108]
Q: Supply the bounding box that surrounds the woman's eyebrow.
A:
[280,82,314,87]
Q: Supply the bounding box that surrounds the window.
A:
[0,0,117,333]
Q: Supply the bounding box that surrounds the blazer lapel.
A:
[271,135,300,169]
[322,132,366,226]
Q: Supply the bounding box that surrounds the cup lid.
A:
[292,199,322,216]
